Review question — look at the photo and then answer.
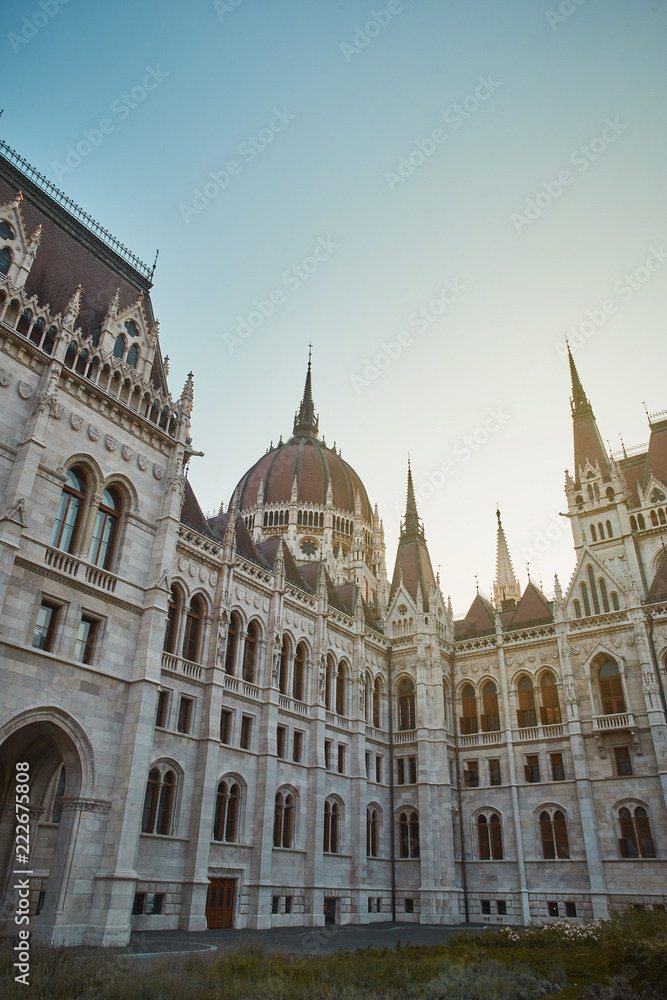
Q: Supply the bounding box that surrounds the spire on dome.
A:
[403,458,423,538]
[292,346,319,438]
[493,508,522,609]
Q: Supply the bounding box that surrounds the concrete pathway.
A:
[119,922,485,959]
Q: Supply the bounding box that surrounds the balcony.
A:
[593,712,635,732]
[278,694,308,716]
[326,711,351,730]
[459,731,503,749]
[161,651,203,681]
[516,724,564,742]
[44,544,118,593]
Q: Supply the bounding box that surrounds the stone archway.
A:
[0,709,104,943]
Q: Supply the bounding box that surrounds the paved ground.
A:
[120,922,485,959]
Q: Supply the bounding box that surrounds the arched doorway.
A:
[0,710,94,942]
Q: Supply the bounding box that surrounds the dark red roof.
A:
[234,436,372,521]
[181,479,212,535]
[509,582,553,628]
[646,418,667,488]
[455,594,496,638]
[390,533,437,611]
[647,549,667,603]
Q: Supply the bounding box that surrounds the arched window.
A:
[599,660,626,715]
[325,656,335,710]
[335,661,346,716]
[373,677,382,728]
[0,220,14,240]
[477,813,503,859]
[573,599,582,619]
[397,677,415,731]
[142,767,176,835]
[278,639,288,694]
[225,613,239,674]
[51,468,87,553]
[610,592,620,611]
[539,809,569,858]
[638,513,645,530]
[481,681,500,732]
[581,582,591,617]
[630,516,638,531]
[651,510,658,527]
[324,799,340,853]
[182,596,203,662]
[606,520,613,537]
[460,684,477,734]
[618,806,655,858]
[367,806,379,857]
[51,765,66,823]
[587,484,594,501]
[540,673,561,724]
[126,343,139,368]
[590,524,597,542]
[30,316,45,346]
[293,642,305,701]
[113,334,125,360]
[399,809,420,858]
[88,488,120,569]
[660,509,667,525]
[273,790,294,848]
[517,676,537,728]
[214,780,240,842]
[0,246,11,275]
[125,320,139,338]
[242,622,258,683]
[163,587,180,653]
[599,578,610,613]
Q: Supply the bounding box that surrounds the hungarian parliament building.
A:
[0,143,665,946]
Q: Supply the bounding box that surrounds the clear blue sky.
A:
[3,0,666,612]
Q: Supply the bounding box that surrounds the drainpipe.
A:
[453,737,469,923]
[387,648,396,922]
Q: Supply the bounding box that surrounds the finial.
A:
[163,355,169,376]
[475,573,479,594]
[63,284,83,327]
[180,371,194,413]
[293,348,318,438]
[151,248,160,281]
[526,561,531,582]
[619,434,627,458]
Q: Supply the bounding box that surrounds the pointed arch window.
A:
[225,613,239,674]
[214,780,240,842]
[324,799,340,853]
[242,622,258,682]
[399,809,419,858]
[599,578,610,613]
[51,468,87,553]
[539,809,569,858]
[182,596,203,662]
[51,766,66,823]
[477,813,503,859]
[599,660,626,715]
[618,806,655,858]
[293,642,305,701]
[373,677,382,728]
[397,677,415,731]
[273,790,294,848]
[113,334,125,360]
[517,676,537,728]
[126,343,139,368]
[278,640,288,694]
[481,682,500,732]
[142,767,176,835]
[88,487,120,569]
[539,673,561,724]
[125,320,139,338]
[0,246,12,275]
[460,684,477,735]
[163,587,180,653]
[335,661,346,716]
[367,806,379,857]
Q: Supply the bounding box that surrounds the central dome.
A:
[232,359,372,522]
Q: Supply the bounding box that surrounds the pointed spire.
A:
[567,347,610,483]
[567,343,590,414]
[493,508,522,608]
[292,347,319,438]
[325,479,333,507]
[105,288,120,322]
[63,285,82,328]
[354,490,362,518]
[163,355,170,376]
[27,224,42,253]
[180,372,194,413]
[403,458,422,537]
[256,478,265,505]
[290,474,298,503]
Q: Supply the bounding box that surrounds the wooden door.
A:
[206,878,235,928]
[324,897,337,925]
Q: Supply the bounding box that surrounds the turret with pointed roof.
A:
[292,346,319,439]
[568,345,610,483]
[493,509,522,609]
[390,460,437,610]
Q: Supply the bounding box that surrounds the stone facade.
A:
[0,147,666,946]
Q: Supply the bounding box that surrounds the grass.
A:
[0,908,664,1000]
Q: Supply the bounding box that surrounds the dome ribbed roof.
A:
[232,356,373,522]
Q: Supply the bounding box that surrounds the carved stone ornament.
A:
[189,563,197,578]
[18,380,35,399]
[209,571,218,587]
[88,424,101,442]
[138,454,149,471]
[0,368,13,387]
[122,444,134,462]
[105,435,117,452]
[152,463,164,480]
[70,412,83,431]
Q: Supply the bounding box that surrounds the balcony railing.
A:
[278,694,308,716]
[44,545,118,593]
[326,711,351,730]
[161,651,203,680]
[593,712,635,731]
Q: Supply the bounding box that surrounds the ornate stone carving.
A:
[88,424,101,441]
[70,412,83,430]
[0,368,14,387]
[0,497,26,526]
[138,454,149,471]
[18,380,34,399]
[153,463,164,480]
[563,681,577,705]
[105,434,117,452]
[122,443,134,462]
[60,797,111,814]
